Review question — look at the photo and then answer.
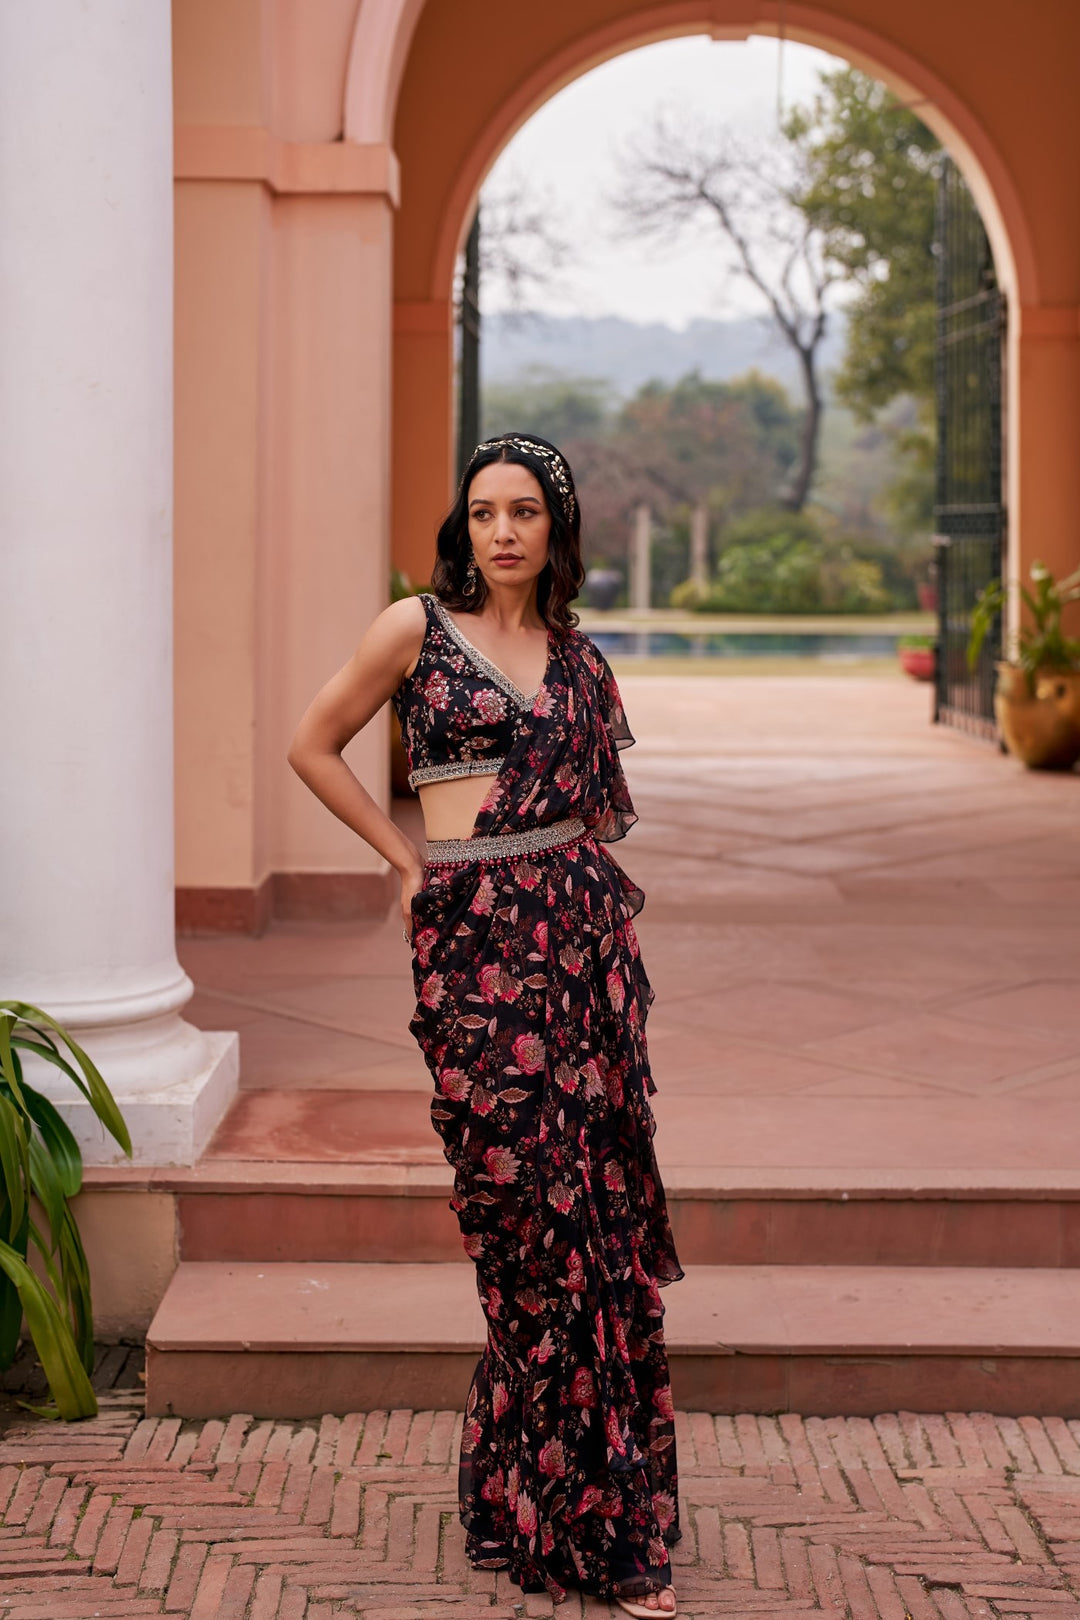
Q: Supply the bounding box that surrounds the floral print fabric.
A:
[391,595,529,780]
[400,609,683,1602]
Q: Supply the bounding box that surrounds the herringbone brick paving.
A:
[3,1396,1080,1620]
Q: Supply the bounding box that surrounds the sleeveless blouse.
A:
[392,594,538,789]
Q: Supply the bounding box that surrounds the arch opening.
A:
[381,0,1080,678]
[375,5,1032,310]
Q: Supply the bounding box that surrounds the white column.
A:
[690,501,709,591]
[630,503,652,612]
[0,3,237,1165]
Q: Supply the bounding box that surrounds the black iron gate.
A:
[933,158,1007,738]
[456,209,481,482]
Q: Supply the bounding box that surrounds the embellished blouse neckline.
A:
[427,594,550,710]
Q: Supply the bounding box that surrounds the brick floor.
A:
[3,1398,1080,1618]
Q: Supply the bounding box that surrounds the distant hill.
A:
[481,310,848,399]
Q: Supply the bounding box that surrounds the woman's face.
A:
[467,460,552,588]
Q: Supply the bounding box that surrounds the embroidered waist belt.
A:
[408,757,506,790]
[424,816,587,866]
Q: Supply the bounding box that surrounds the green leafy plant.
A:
[898,634,935,650]
[670,507,889,615]
[967,560,1080,688]
[0,1002,131,1419]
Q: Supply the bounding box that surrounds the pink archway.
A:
[344,0,427,146]
[349,0,1036,307]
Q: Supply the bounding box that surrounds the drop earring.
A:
[465,549,478,590]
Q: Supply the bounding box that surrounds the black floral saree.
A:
[399,607,683,1604]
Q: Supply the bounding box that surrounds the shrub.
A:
[671,506,889,614]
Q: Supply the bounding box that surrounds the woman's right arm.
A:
[286,596,427,923]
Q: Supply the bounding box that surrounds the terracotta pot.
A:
[994,662,1080,769]
[899,646,935,682]
[1035,668,1080,732]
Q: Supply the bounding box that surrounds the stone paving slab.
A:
[3,1398,1080,1617]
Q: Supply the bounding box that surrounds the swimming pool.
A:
[589,630,901,661]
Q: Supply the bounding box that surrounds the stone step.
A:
[187,1167,1080,1269]
[145,1260,1080,1420]
[85,1157,1080,1268]
[165,1083,1080,1268]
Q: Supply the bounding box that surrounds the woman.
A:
[288,433,682,1615]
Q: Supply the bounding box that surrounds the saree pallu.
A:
[407,631,683,1603]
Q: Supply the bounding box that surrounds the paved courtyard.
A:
[4,1393,1080,1618]
[184,674,1080,1189]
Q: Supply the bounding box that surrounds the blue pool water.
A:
[589,630,901,660]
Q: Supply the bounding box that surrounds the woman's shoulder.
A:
[379,592,430,635]
[369,593,428,677]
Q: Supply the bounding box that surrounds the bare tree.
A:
[472,169,569,318]
[610,118,839,512]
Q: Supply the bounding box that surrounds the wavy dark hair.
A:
[431,433,584,635]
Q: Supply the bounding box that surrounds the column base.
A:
[33,1026,239,1168]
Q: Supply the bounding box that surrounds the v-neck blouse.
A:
[391,593,552,790]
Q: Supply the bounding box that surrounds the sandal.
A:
[615,1590,677,1618]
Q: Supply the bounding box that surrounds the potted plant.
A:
[0,1001,131,1418]
[897,633,936,682]
[968,560,1080,769]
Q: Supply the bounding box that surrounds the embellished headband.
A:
[469,436,577,523]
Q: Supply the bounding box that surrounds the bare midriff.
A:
[418,773,501,842]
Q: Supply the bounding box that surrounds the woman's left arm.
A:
[287,596,428,927]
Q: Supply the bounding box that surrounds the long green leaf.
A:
[28,1218,65,1300]
[1019,583,1041,623]
[0,1209,29,1371]
[0,1004,131,1156]
[0,1267,22,1371]
[0,1240,97,1419]
[19,1081,82,1200]
[58,1210,94,1372]
[12,1034,86,1094]
[28,1137,65,1256]
[5,1020,92,1108]
[0,1017,30,1116]
[0,1094,28,1246]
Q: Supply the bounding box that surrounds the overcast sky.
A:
[480,35,846,330]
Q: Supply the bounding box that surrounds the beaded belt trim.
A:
[408,758,506,790]
[424,816,586,866]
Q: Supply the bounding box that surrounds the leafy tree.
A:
[615,370,800,515]
[610,120,838,511]
[785,67,942,416]
[784,67,941,546]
